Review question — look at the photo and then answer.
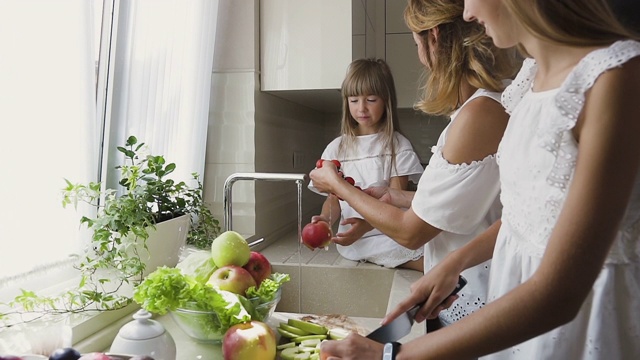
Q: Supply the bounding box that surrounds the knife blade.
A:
[366,275,467,343]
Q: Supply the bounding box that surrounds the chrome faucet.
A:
[223,172,307,247]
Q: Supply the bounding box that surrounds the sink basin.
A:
[272,264,395,318]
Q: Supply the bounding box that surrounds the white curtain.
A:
[0,0,99,283]
[104,0,219,188]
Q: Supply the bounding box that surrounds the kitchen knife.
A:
[366,275,467,343]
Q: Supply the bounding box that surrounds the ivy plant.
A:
[0,136,220,326]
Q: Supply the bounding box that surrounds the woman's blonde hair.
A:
[338,58,400,171]
[502,0,639,50]
[404,0,519,116]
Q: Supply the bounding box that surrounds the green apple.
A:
[211,230,251,267]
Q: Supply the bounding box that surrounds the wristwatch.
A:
[383,342,402,360]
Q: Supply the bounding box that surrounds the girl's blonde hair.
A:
[404,0,519,116]
[502,0,639,50]
[338,58,400,169]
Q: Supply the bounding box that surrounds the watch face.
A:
[383,343,395,360]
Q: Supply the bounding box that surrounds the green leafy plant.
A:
[0,136,221,327]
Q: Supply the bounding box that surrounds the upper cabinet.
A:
[261,0,353,91]
[260,0,421,109]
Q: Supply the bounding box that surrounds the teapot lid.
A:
[117,309,166,340]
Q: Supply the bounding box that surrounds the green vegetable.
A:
[176,249,218,283]
[133,267,289,336]
[246,273,290,304]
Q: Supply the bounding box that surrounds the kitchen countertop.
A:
[149,311,382,360]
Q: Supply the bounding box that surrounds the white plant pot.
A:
[135,214,190,276]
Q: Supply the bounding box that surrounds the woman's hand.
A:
[364,186,414,208]
[383,266,462,325]
[310,162,343,194]
[334,217,373,246]
[319,333,384,360]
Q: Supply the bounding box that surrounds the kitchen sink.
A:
[272,264,396,319]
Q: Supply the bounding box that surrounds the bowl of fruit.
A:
[133,231,289,344]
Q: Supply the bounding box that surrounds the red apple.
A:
[242,251,272,286]
[207,265,256,296]
[301,221,332,250]
[222,320,276,360]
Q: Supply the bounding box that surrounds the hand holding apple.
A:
[242,251,272,286]
[207,265,256,296]
[301,220,332,250]
[222,320,276,360]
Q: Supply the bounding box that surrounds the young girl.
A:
[310,0,518,329]
[319,0,640,359]
[308,58,425,271]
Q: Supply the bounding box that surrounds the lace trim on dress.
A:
[503,41,640,191]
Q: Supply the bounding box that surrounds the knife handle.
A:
[449,275,467,299]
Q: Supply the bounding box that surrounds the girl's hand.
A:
[311,215,331,224]
[334,218,373,246]
[383,267,462,325]
[310,162,343,193]
[319,333,384,360]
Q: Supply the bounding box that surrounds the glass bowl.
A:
[169,288,281,343]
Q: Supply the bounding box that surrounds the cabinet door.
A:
[261,0,352,91]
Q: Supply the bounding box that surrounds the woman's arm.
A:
[383,219,501,324]
[310,96,508,249]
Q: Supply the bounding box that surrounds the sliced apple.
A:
[280,322,311,336]
[288,318,329,335]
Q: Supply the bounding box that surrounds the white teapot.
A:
[110,309,176,360]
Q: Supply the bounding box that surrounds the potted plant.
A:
[0,136,221,326]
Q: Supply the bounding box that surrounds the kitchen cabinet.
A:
[260,0,422,110]
[261,0,353,91]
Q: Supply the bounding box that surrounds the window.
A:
[0,0,219,341]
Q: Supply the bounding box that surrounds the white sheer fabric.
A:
[105,0,219,188]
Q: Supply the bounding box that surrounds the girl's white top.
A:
[483,40,640,359]
[412,87,504,325]
[308,131,424,268]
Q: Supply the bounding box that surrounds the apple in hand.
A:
[301,221,332,250]
[242,251,272,286]
[207,265,257,296]
[222,320,276,360]
[211,231,251,267]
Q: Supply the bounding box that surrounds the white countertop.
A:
[149,311,381,360]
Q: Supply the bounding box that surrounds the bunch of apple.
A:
[207,231,272,297]
[314,159,361,192]
[275,318,350,360]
